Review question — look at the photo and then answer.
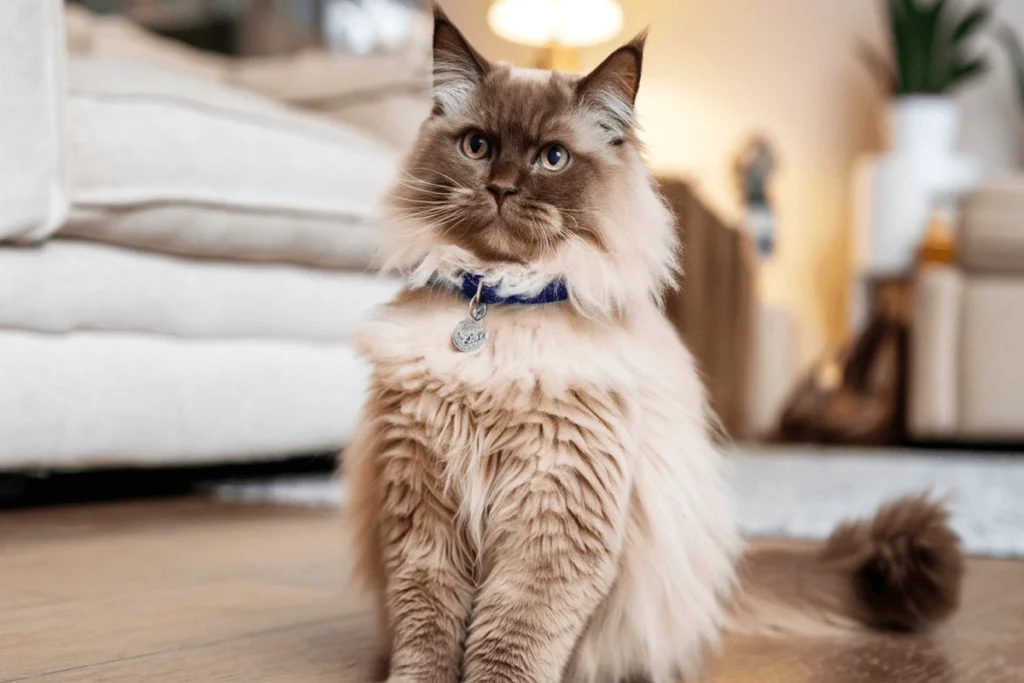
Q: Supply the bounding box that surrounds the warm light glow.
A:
[487,0,624,48]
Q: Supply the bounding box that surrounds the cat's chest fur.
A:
[354,290,659,550]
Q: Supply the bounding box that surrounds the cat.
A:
[343,5,964,682]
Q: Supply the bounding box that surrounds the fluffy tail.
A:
[728,494,964,636]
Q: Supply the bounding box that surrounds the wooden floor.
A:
[2,499,1023,683]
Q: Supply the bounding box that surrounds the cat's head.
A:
[381,4,677,317]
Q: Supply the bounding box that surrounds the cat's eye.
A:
[538,144,570,171]
[460,131,491,160]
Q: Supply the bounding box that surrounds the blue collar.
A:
[438,272,570,306]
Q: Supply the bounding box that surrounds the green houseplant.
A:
[861,0,990,95]
[853,0,985,275]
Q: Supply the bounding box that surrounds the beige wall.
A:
[440,0,1023,368]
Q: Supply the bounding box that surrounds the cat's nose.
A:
[486,183,519,208]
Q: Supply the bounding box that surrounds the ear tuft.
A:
[577,30,647,138]
[432,3,489,116]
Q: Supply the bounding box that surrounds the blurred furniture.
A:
[65,3,432,150]
[909,180,1024,442]
[0,0,407,470]
[72,0,321,56]
[779,281,909,446]
[659,181,757,439]
[0,1,767,471]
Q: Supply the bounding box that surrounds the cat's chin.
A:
[483,221,554,263]
[434,213,551,265]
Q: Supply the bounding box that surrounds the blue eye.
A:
[461,131,490,159]
[539,144,569,171]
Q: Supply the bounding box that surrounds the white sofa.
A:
[0,0,410,470]
[909,180,1024,442]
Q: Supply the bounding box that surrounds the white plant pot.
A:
[853,96,980,275]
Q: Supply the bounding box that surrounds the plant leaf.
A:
[896,0,945,93]
[885,0,991,95]
[900,0,930,93]
[921,0,948,93]
[952,4,991,42]
[891,0,912,93]
[947,56,988,88]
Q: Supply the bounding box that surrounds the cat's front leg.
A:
[378,440,475,683]
[462,454,632,683]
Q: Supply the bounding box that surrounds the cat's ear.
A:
[577,31,646,138]
[431,3,489,116]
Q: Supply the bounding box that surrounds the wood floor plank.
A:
[16,616,376,683]
[0,589,63,614]
[0,582,343,680]
[1,498,1022,683]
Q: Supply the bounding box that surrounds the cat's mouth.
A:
[394,188,565,263]
[458,205,561,263]
[491,204,559,241]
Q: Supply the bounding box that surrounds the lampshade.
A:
[487,0,624,48]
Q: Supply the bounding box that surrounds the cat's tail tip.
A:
[819,493,964,632]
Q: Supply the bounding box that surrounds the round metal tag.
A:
[452,318,487,353]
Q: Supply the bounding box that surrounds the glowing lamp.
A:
[487,0,624,71]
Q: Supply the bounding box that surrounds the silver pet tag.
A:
[452,283,488,353]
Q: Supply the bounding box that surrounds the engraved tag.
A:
[452,282,488,353]
[452,317,487,353]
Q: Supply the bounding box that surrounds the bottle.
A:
[916,193,956,266]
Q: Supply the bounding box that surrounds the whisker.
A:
[427,170,472,191]
[395,182,452,197]
[401,207,459,222]
[402,170,470,193]
[436,211,471,241]
[404,208,458,221]
[394,197,448,206]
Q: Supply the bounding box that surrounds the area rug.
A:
[207,447,1024,558]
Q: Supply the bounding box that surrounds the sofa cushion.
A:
[65,3,432,151]
[0,240,401,341]
[0,329,369,469]
[228,50,432,150]
[318,91,431,152]
[0,0,69,243]
[959,179,1024,274]
[959,277,1024,438]
[907,266,963,439]
[229,50,426,106]
[61,57,399,269]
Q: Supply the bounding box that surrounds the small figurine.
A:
[733,135,777,259]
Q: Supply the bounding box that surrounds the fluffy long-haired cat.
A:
[344,6,964,682]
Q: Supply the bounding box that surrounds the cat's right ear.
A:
[431,3,489,116]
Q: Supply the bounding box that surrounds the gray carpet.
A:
[208,447,1024,558]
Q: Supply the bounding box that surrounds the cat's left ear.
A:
[577,31,646,137]
[431,3,490,116]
